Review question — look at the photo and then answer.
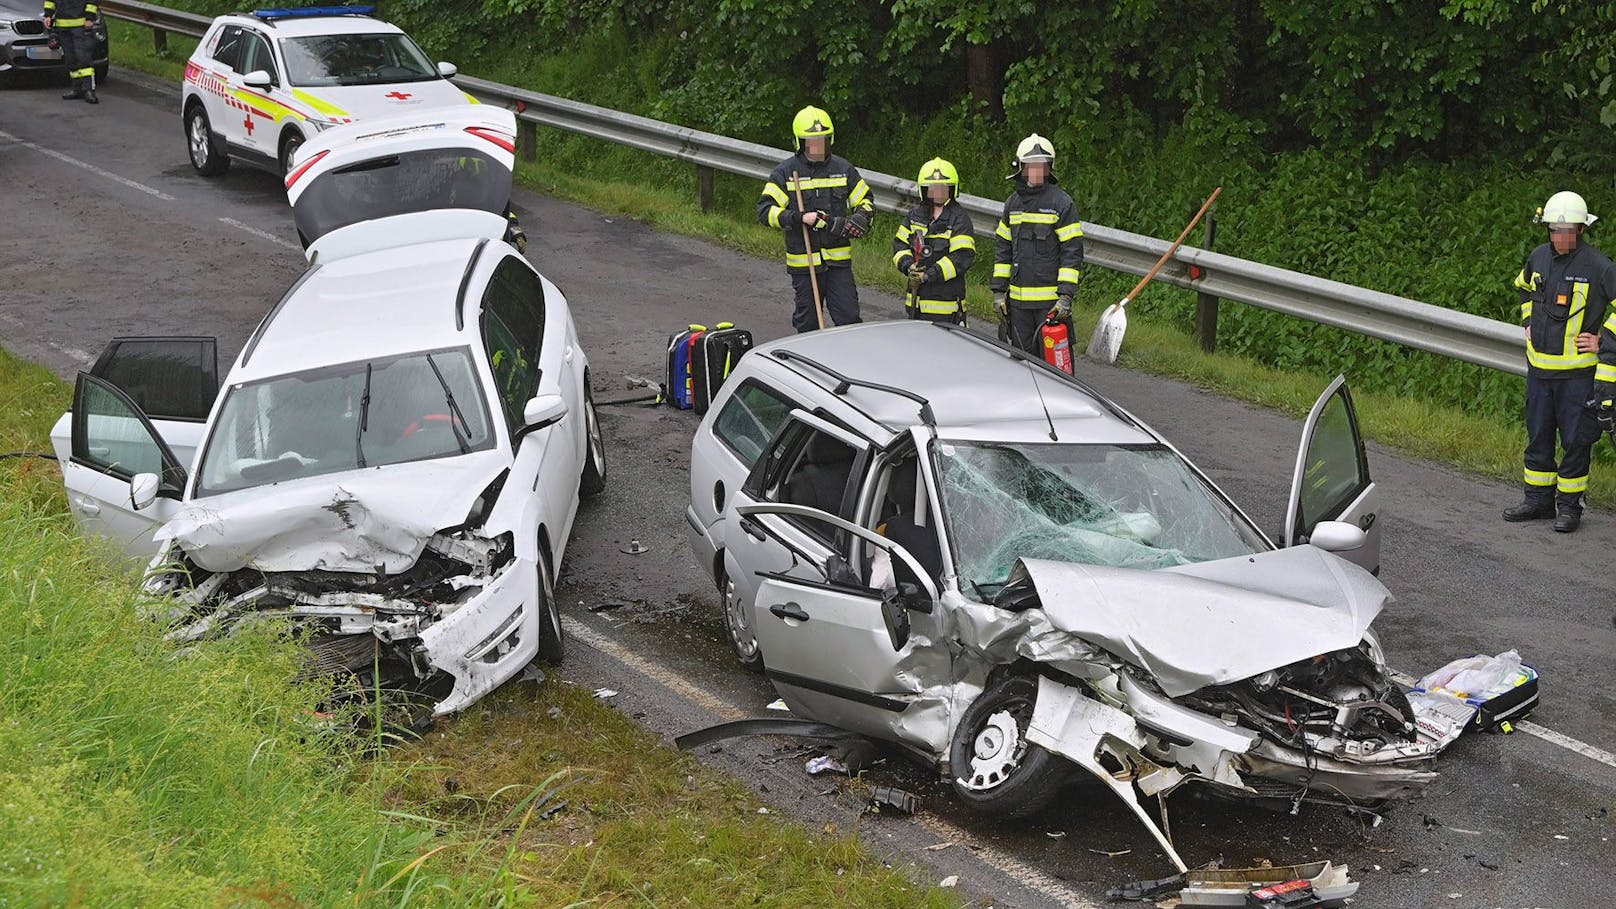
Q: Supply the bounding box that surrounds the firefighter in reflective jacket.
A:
[756,106,874,332]
[893,158,975,323]
[43,0,99,104]
[991,134,1083,354]
[1506,190,1616,533]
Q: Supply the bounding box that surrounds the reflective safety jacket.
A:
[1514,239,1616,380]
[757,152,874,272]
[42,0,99,26]
[892,200,976,316]
[991,179,1083,307]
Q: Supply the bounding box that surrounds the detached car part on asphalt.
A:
[685,321,1453,870]
[52,111,605,718]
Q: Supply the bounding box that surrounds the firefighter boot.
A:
[1554,503,1582,533]
[1503,496,1555,522]
[84,88,98,104]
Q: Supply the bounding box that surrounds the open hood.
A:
[156,453,506,574]
[1011,546,1390,697]
[286,108,518,263]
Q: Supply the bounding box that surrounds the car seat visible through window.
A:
[783,432,855,518]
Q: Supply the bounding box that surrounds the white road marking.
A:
[217,217,301,252]
[563,616,1101,907]
[1391,669,1616,771]
[0,312,94,365]
[0,129,176,201]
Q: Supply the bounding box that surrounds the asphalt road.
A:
[3,67,1613,907]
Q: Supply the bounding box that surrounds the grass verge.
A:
[0,359,955,904]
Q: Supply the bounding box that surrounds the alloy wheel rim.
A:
[189,116,207,165]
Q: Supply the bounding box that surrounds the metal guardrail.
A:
[101,1,1527,377]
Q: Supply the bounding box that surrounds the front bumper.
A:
[416,554,540,715]
[1,27,109,74]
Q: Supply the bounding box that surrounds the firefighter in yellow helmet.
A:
[893,158,975,323]
[756,106,875,331]
[990,133,1084,354]
[1506,190,1616,532]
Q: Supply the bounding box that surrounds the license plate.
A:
[26,46,63,61]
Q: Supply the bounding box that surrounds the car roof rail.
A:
[241,263,322,368]
[769,349,936,428]
[454,238,492,331]
[928,321,1140,427]
[248,5,377,25]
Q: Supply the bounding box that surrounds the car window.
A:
[195,347,494,497]
[238,31,277,82]
[89,338,218,422]
[479,258,546,429]
[73,377,174,482]
[761,425,862,545]
[280,33,437,86]
[211,25,244,70]
[1297,388,1368,533]
[712,380,792,466]
[936,441,1267,596]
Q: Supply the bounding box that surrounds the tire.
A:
[536,547,563,664]
[185,104,228,176]
[949,673,1071,819]
[278,130,305,178]
[579,376,607,497]
[719,564,764,673]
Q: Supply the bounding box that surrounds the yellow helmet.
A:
[792,106,835,149]
[918,157,959,199]
[1536,190,1598,227]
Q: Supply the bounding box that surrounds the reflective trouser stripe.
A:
[70,66,93,78]
[1010,284,1058,302]
[1057,267,1081,285]
[1525,467,1557,487]
[1558,474,1589,494]
[1596,363,1616,383]
[992,262,1011,279]
[913,298,963,315]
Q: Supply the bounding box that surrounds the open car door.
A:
[284,107,519,263]
[60,374,190,564]
[1284,375,1382,574]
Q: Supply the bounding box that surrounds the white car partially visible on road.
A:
[181,5,476,177]
[53,112,605,719]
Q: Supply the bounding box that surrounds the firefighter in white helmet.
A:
[1505,190,1616,532]
[990,133,1084,354]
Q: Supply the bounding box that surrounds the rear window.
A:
[292,148,510,244]
[90,338,217,422]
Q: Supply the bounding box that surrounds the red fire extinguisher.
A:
[1041,315,1074,374]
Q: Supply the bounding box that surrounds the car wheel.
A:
[949,673,1070,819]
[185,105,228,176]
[579,376,607,497]
[719,566,764,673]
[278,130,305,178]
[536,547,564,664]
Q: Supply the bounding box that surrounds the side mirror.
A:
[522,393,567,430]
[129,473,160,511]
[1308,519,1367,553]
[880,587,912,652]
[242,70,273,89]
[437,61,458,78]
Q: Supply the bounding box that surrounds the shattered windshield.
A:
[936,441,1268,595]
[195,348,494,497]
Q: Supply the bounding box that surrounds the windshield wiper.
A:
[355,362,372,468]
[425,354,472,454]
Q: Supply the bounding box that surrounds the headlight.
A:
[0,20,14,31]
[1361,630,1386,667]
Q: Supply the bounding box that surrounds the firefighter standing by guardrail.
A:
[990,134,1084,355]
[1506,191,1616,533]
[893,158,975,324]
[44,0,100,104]
[756,106,874,332]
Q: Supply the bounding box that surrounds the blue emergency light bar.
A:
[251,5,377,20]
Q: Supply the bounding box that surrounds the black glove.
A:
[846,209,873,238]
[1596,399,1616,433]
[826,215,849,237]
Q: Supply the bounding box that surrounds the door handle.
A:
[74,497,101,516]
[740,515,767,542]
[770,602,810,622]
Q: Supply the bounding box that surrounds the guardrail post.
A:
[1194,209,1219,353]
[696,164,715,214]
[152,27,168,55]
[516,120,536,163]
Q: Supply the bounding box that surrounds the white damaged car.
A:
[52,110,604,717]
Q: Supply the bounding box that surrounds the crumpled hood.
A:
[158,455,504,574]
[1014,546,1391,697]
